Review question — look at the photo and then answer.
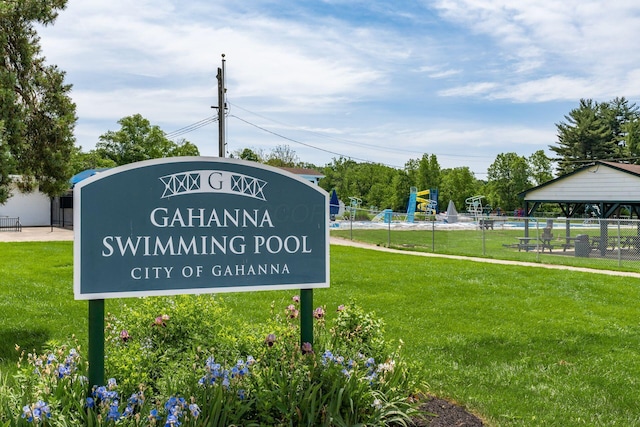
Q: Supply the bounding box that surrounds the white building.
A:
[0,177,51,227]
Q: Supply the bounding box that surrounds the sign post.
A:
[74,157,329,387]
[300,289,313,348]
[88,300,104,388]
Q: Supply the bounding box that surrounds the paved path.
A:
[0,227,73,242]
[2,228,639,279]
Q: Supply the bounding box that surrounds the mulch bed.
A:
[411,395,484,427]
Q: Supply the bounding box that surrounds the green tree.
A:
[550,99,618,175]
[320,158,402,212]
[486,152,531,212]
[69,146,116,175]
[439,167,480,213]
[95,114,199,166]
[625,118,640,164]
[527,150,553,186]
[0,0,76,202]
[405,154,441,191]
[598,97,639,159]
[232,147,263,162]
[389,171,411,212]
[265,144,299,167]
[320,157,359,202]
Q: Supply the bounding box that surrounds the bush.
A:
[0,296,420,426]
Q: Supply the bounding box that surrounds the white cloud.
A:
[30,0,640,173]
[438,82,498,97]
[431,0,640,101]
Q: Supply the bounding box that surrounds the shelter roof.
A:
[519,161,640,218]
[279,167,325,178]
[520,161,640,203]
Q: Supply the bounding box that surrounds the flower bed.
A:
[0,296,420,426]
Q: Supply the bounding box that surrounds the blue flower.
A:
[238,389,246,400]
[148,408,162,422]
[85,397,95,409]
[21,405,33,422]
[22,401,51,422]
[165,413,181,426]
[189,403,201,417]
[107,402,120,421]
[128,391,144,406]
[122,405,134,417]
[321,350,334,365]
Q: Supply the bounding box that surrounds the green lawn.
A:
[2,241,640,426]
[331,227,640,272]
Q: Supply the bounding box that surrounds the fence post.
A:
[535,220,540,262]
[482,221,486,256]
[432,220,435,252]
[617,219,622,267]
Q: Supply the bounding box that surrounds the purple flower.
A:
[120,329,130,342]
[301,342,313,354]
[313,307,325,319]
[292,295,300,303]
[265,333,276,347]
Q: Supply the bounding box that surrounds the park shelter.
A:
[519,161,640,255]
[520,161,640,219]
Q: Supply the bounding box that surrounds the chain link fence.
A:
[330,208,640,272]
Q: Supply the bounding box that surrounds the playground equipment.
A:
[347,196,362,221]
[465,195,485,221]
[371,209,394,223]
[406,187,438,223]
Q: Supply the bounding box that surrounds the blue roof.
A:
[70,168,110,185]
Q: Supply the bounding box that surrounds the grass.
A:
[331,227,640,272]
[2,241,640,425]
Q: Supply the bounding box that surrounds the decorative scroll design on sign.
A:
[160,170,267,201]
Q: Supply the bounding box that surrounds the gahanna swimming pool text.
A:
[100,207,313,281]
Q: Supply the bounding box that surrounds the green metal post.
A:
[88,299,105,390]
[300,289,313,350]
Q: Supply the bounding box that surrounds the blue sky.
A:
[37,0,640,177]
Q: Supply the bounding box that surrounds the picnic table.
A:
[516,237,538,251]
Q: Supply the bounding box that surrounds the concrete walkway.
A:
[0,226,73,242]
[2,228,639,279]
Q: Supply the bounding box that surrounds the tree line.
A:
[2,2,640,215]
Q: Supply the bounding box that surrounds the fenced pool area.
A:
[330,215,640,272]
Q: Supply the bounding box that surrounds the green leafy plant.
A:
[0,296,419,426]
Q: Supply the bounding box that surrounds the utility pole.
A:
[216,54,226,157]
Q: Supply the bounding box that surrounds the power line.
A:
[165,116,218,139]
[228,101,493,160]
[229,114,406,168]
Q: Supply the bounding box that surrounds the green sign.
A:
[74,157,329,299]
